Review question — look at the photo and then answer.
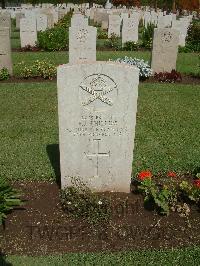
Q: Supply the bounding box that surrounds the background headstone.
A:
[108,14,121,38]
[16,12,25,29]
[157,15,172,28]
[0,27,12,74]
[71,13,88,27]
[69,25,97,64]
[36,14,48,32]
[172,18,190,46]
[122,17,139,45]
[0,13,11,32]
[20,18,37,47]
[151,28,179,72]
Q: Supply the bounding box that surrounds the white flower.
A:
[67,201,71,205]
[113,56,153,79]
[98,200,103,205]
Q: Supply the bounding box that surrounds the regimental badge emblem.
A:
[76,29,88,43]
[79,74,117,112]
[161,31,173,43]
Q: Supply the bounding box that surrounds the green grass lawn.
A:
[11,37,21,50]
[3,246,200,266]
[12,51,199,76]
[4,19,200,265]
[0,82,200,181]
[11,28,20,49]
[10,21,199,76]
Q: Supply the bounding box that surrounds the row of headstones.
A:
[89,8,193,47]
[57,12,180,192]
[143,12,192,47]
[1,5,194,48]
[0,11,181,76]
[0,8,69,73]
[70,13,179,73]
[0,8,69,48]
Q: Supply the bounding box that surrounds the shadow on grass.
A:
[46,144,61,187]
[0,251,12,266]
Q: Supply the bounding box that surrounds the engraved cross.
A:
[85,139,110,177]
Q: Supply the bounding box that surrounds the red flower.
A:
[193,179,200,188]
[167,171,177,178]
[138,171,152,181]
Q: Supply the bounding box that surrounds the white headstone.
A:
[157,15,172,28]
[52,10,59,24]
[41,9,54,28]
[20,18,37,47]
[101,20,108,30]
[69,25,97,64]
[36,14,48,32]
[172,18,190,47]
[58,9,66,20]
[105,0,112,9]
[0,27,12,74]
[122,18,139,45]
[150,11,158,25]
[57,61,139,192]
[151,28,179,73]
[144,11,151,27]
[16,12,25,29]
[71,13,88,27]
[0,13,11,32]
[108,14,121,38]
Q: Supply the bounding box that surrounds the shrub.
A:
[0,68,10,81]
[34,60,57,80]
[16,61,35,79]
[16,60,57,80]
[97,28,108,39]
[192,55,200,78]
[38,27,69,51]
[0,177,22,225]
[186,21,200,52]
[122,41,140,51]
[141,23,155,49]
[114,56,153,80]
[154,70,182,83]
[37,13,72,51]
[60,178,111,224]
[104,33,121,50]
[178,45,192,53]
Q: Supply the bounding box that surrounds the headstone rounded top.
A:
[58,61,139,73]
[105,0,112,9]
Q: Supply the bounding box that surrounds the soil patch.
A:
[0,77,56,83]
[0,181,200,256]
[143,74,200,85]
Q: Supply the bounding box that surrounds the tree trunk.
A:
[172,0,176,13]
[154,0,157,11]
[1,0,6,9]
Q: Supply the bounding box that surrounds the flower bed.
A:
[132,170,200,217]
